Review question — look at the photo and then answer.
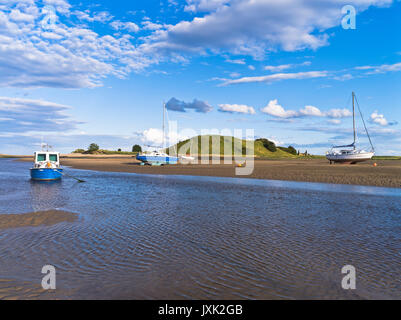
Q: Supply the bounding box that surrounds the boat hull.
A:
[136,154,178,165]
[30,168,63,181]
[326,152,374,163]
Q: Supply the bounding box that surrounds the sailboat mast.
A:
[352,91,356,149]
[162,102,165,149]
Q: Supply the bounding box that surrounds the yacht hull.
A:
[326,152,374,163]
[136,154,179,165]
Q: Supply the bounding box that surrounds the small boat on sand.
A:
[30,146,63,181]
[326,92,375,164]
[137,102,179,166]
[137,151,178,166]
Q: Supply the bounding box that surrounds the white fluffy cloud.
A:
[222,71,328,86]
[110,20,140,33]
[72,10,113,23]
[218,104,255,114]
[140,128,189,147]
[141,20,164,31]
[0,1,397,89]
[261,99,352,119]
[184,0,230,12]
[369,111,397,126]
[144,0,392,59]
[261,100,299,118]
[299,105,324,117]
[0,1,150,88]
[325,108,352,118]
[141,128,164,146]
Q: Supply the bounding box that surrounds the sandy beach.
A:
[18,155,401,188]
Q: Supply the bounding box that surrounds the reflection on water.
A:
[29,180,64,212]
[0,159,400,299]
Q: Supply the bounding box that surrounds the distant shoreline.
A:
[13,155,401,188]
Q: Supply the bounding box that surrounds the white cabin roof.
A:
[34,151,60,154]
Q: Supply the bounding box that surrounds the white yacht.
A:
[326,92,375,164]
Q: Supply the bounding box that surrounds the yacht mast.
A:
[162,102,166,149]
[352,91,356,149]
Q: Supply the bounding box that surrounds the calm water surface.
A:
[0,159,400,299]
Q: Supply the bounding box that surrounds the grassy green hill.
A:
[165,135,301,158]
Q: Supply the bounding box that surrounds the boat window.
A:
[49,154,58,162]
[37,154,47,161]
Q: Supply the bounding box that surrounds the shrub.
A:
[256,138,277,152]
[277,146,297,155]
[72,149,85,154]
[88,143,99,153]
[287,146,297,155]
[132,144,142,153]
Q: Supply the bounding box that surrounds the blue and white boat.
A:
[30,150,63,181]
[136,151,179,166]
[136,102,179,166]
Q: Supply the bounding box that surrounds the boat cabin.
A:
[33,151,60,168]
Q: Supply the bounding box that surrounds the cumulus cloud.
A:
[138,127,190,148]
[140,128,164,146]
[0,1,397,89]
[222,71,328,86]
[370,111,388,126]
[184,0,230,12]
[218,104,255,114]
[299,105,324,117]
[110,20,140,33]
[370,111,397,126]
[261,99,352,119]
[143,0,392,60]
[0,2,149,88]
[43,0,71,14]
[166,97,213,113]
[325,108,352,118]
[141,20,164,31]
[0,96,80,133]
[261,100,299,118]
[9,9,35,22]
[72,10,113,23]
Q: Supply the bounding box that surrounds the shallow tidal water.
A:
[0,158,400,299]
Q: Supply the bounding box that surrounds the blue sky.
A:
[0,0,400,155]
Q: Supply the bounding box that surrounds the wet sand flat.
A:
[38,157,401,188]
[0,210,78,230]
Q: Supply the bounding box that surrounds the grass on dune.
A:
[166,135,303,159]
